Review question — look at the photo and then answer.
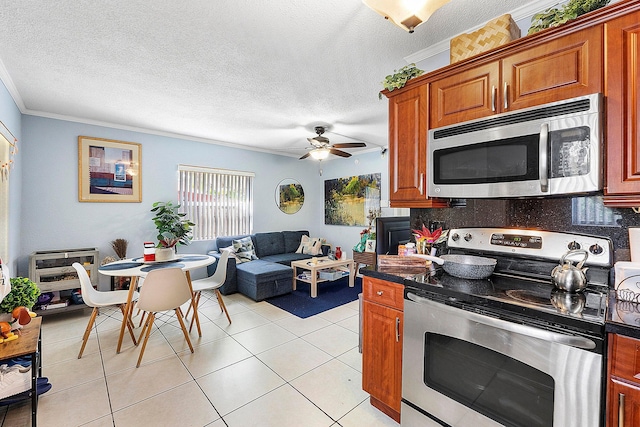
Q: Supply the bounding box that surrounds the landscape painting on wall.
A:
[324,173,381,226]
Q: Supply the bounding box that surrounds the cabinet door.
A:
[388,84,447,208]
[362,299,403,413]
[603,12,640,206]
[502,26,602,111]
[609,378,640,427]
[429,62,499,129]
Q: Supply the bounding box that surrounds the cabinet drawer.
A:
[363,277,404,310]
[610,334,640,382]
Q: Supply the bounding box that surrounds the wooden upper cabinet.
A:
[430,62,499,129]
[503,26,602,111]
[387,84,448,208]
[429,26,602,129]
[603,11,640,206]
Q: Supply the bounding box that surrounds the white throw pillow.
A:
[296,235,324,255]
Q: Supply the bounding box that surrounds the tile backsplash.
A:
[411,195,640,260]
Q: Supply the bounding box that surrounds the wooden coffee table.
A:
[291,257,355,298]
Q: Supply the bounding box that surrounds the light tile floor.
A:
[0,291,400,427]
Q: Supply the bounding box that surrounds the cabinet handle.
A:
[503,82,509,110]
[491,86,496,112]
[377,290,383,296]
[419,173,424,195]
[395,317,400,342]
[619,393,625,427]
[539,123,549,193]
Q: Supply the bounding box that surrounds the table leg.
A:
[31,351,37,426]
[349,261,355,287]
[117,276,138,353]
[292,265,297,291]
[311,267,318,298]
[186,271,202,337]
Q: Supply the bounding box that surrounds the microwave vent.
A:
[433,98,591,140]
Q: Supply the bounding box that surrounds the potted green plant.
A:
[150,201,195,260]
[379,64,424,99]
[0,277,41,328]
[528,0,609,35]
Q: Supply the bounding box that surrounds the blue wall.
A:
[0,80,22,272]
[16,115,389,288]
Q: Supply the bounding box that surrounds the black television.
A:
[376,216,411,255]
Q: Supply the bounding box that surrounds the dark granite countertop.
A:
[360,264,640,341]
[359,265,415,285]
[606,293,640,339]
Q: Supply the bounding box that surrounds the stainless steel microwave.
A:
[427,93,603,199]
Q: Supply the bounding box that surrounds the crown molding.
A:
[404,0,570,64]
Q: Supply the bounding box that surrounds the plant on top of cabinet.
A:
[528,0,609,34]
[379,64,424,99]
[150,201,195,248]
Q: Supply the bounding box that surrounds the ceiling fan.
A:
[299,126,367,160]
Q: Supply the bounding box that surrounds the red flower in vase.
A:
[412,226,442,243]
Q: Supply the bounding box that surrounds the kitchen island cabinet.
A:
[607,333,640,426]
[386,84,447,208]
[429,25,602,129]
[362,276,403,422]
[603,10,640,207]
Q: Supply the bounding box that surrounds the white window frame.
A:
[178,164,254,241]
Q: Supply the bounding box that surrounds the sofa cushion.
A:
[261,253,312,265]
[233,236,258,263]
[282,230,309,253]
[253,232,285,258]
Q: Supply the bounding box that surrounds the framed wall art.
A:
[78,136,142,202]
[275,178,304,214]
[324,173,381,226]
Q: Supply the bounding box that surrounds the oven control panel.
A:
[448,228,612,267]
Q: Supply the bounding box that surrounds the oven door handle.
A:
[406,293,596,350]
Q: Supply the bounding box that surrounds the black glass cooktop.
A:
[406,266,608,337]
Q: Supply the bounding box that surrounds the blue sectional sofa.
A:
[207,230,329,301]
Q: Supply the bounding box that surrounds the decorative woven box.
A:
[450,14,521,64]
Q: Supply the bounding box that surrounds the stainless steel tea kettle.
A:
[551,249,589,293]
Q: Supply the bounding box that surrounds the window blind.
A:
[178,165,254,240]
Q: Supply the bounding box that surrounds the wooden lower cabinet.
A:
[607,334,640,426]
[362,276,403,422]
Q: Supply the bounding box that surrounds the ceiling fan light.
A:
[310,148,330,160]
[362,0,451,33]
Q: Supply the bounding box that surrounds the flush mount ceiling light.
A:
[362,0,451,33]
[309,148,330,160]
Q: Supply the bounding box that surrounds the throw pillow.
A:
[232,237,258,263]
[218,245,237,261]
[295,235,324,255]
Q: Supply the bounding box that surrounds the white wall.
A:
[17,115,390,288]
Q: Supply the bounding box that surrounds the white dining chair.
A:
[135,267,194,367]
[72,262,139,359]
[187,249,232,330]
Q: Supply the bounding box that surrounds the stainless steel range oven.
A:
[401,228,612,427]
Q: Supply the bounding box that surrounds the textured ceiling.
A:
[0,0,547,158]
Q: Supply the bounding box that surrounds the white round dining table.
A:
[99,254,216,352]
